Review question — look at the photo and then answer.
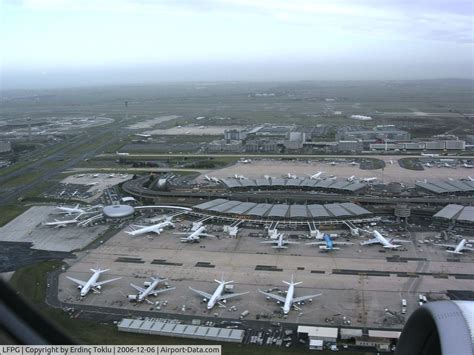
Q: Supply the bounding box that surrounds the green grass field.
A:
[0,204,28,227]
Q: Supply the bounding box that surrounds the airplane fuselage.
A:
[81,271,100,296]
[138,279,160,302]
[283,284,294,314]
[207,283,225,309]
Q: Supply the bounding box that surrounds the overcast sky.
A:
[1,0,473,88]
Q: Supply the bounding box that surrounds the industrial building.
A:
[336,125,410,142]
[370,140,465,151]
[117,318,244,343]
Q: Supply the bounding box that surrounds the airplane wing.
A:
[219,291,249,300]
[306,242,325,246]
[151,287,176,295]
[93,277,122,287]
[360,238,379,245]
[293,293,322,303]
[332,242,354,246]
[66,276,87,287]
[200,233,216,238]
[130,283,146,293]
[189,287,213,300]
[284,241,300,245]
[260,240,277,244]
[391,239,411,244]
[258,289,286,303]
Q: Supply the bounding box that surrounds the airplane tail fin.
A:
[283,275,302,286]
[90,268,110,273]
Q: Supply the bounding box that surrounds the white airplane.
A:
[234,174,246,180]
[135,133,152,138]
[55,204,84,215]
[421,153,440,157]
[86,182,99,186]
[261,233,299,249]
[125,220,174,237]
[349,161,358,166]
[434,239,474,255]
[424,163,433,168]
[204,175,220,183]
[189,276,249,309]
[129,276,175,303]
[43,215,82,228]
[306,233,353,251]
[468,176,474,181]
[347,175,356,182]
[258,276,322,314]
[329,161,338,166]
[66,268,121,297]
[462,163,473,168]
[287,173,298,179]
[239,158,252,164]
[360,230,409,249]
[175,226,215,243]
[361,177,378,182]
[309,171,324,180]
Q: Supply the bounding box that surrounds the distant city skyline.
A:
[1,0,473,89]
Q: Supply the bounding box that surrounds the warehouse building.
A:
[298,326,338,349]
[117,318,244,343]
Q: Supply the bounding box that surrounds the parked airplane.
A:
[204,175,220,183]
[347,175,356,182]
[66,268,121,297]
[128,276,175,303]
[424,163,433,168]
[287,173,298,179]
[349,161,358,166]
[234,174,246,180]
[421,153,440,157]
[360,230,408,249]
[468,176,474,181]
[261,233,299,249]
[55,204,85,215]
[259,276,322,314]
[329,161,338,166]
[309,171,324,180]
[125,220,174,237]
[306,234,353,251]
[175,226,215,243]
[434,239,474,255]
[239,158,252,164]
[43,215,82,228]
[462,163,473,168]
[135,133,151,138]
[189,276,249,309]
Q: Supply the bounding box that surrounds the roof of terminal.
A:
[433,204,474,222]
[193,199,371,219]
[220,177,368,193]
[416,180,474,194]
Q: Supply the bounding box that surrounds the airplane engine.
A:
[144,281,152,287]
[222,300,227,304]
[202,298,207,303]
[77,285,82,289]
[96,285,102,290]
[128,295,138,301]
